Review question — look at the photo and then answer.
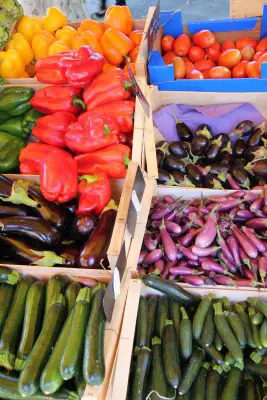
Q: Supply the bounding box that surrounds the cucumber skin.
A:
[201,306,214,347]
[18,301,65,396]
[0,284,14,335]
[226,312,246,348]
[221,367,241,400]
[130,347,151,400]
[180,315,192,361]
[147,297,157,343]
[156,296,169,339]
[150,342,167,400]
[193,295,213,340]
[206,370,220,400]
[65,282,81,315]
[83,288,106,386]
[169,298,180,344]
[163,323,181,389]
[179,348,204,396]
[260,320,267,348]
[135,296,149,347]
[192,366,207,400]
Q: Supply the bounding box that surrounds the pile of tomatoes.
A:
[161,29,267,79]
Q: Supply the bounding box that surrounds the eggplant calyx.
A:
[255,121,265,134]
[181,177,196,188]
[212,135,223,148]
[157,141,170,156]
[213,179,224,190]
[31,251,65,267]
[217,173,226,182]
[188,145,201,164]
[196,126,212,139]
[251,147,267,161]
[222,141,233,154]
[102,199,118,213]
[152,268,160,275]
[240,178,250,190]
[165,174,179,186]
[0,181,38,208]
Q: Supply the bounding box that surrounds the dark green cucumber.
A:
[0,284,14,334]
[260,319,267,348]
[15,281,46,371]
[0,267,20,285]
[193,294,214,340]
[65,282,81,315]
[197,339,224,365]
[0,276,33,370]
[221,367,241,400]
[252,312,264,326]
[206,369,221,400]
[234,303,255,348]
[135,296,149,347]
[226,311,246,348]
[162,320,181,389]
[180,307,192,360]
[214,302,243,363]
[142,274,200,304]
[44,275,66,320]
[83,286,106,386]
[214,331,223,351]
[179,348,205,395]
[201,306,215,347]
[247,298,267,319]
[40,308,74,395]
[169,297,180,344]
[130,346,151,400]
[243,374,256,400]
[75,365,86,399]
[18,294,66,396]
[60,287,91,380]
[192,364,209,400]
[156,295,169,339]
[244,359,267,377]
[149,337,167,400]
[147,296,157,343]
[250,347,267,364]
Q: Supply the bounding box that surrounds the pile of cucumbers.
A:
[0,267,106,400]
[128,274,267,400]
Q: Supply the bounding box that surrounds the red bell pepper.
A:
[32,111,76,148]
[77,163,127,179]
[40,148,78,203]
[35,46,104,88]
[86,100,135,133]
[65,112,119,154]
[77,173,111,216]
[30,86,85,115]
[83,68,132,110]
[19,143,59,174]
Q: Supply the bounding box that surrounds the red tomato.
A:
[256,37,267,53]
[173,34,191,56]
[182,56,190,63]
[186,69,204,79]
[206,42,221,63]
[173,56,186,79]
[221,40,236,52]
[240,46,255,61]
[232,60,248,78]
[259,52,267,64]
[184,61,194,75]
[161,35,175,53]
[236,37,258,50]
[194,59,216,72]
[209,66,231,79]
[246,61,260,78]
[163,51,176,65]
[202,70,211,79]
[188,46,205,62]
[193,30,216,48]
[254,51,264,61]
[218,49,242,68]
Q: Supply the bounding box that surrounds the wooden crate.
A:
[111,278,267,400]
[230,0,266,18]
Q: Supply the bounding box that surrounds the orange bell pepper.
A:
[32,30,54,60]
[104,5,133,36]
[123,62,136,78]
[72,35,88,51]
[81,31,103,55]
[48,40,70,55]
[16,16,42,43]
[6,33,34,65]
[78,19,104,41]
[103,62,118,72]
[100,28,133,66]
[129,30,143,46]
[42,7,67,33]
[55,25,77,45]
[129,46,140,62]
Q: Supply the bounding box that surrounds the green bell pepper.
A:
[0,116,28,139]
[22,108,43,134]
[0,131,25,172]
[0,87,34,120]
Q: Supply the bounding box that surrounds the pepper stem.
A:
[73,95,86,110]
[123,80,132,90]
[103,124,110,136]
[124,153,130,167]
[79,174,99,184]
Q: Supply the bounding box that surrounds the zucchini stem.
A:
[180,307,188,320]
[76,287,91,303]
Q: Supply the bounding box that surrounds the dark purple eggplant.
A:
[243,148,256,162]
[77,204,117,268]
[172,113,193,141]
[249,126,265,147]
[63,199,77,214]
[163,155,185,173]
[157,169,174,185]
[233,139,246,158]
[246,159,267,180]
[169,141,188,159]
[196,124,213,134]
[156,149,165,168]
[206,135,224,162]
[191,135,210,156]
[186,164,202,186]
[58,245,80,267]
[203,174,216,188]
[71,213,98,240]
[156,141,169,168]
[0,203,28,217]
[232,120,255,137]
[220,151,232,166]
[208,163,229,175]
[231,166,250,189]
[171,171,185,184]
[0,216,60,247]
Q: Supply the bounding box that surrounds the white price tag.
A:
[131,190,141,213]
[113,267,120,299]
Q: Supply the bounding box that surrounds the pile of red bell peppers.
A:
[19,46,134,213]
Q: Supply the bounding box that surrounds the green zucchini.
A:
[224,352,235,366]
[252,312,264,326]
[40,308,74,395]
[75,365,86,399]
[18,294,66,396]
[197,339,224,365]
[169,297,180,344]
[221,367,241,400]
[206,369,221,400]
[226,311,246,348]
[44,275,66,320]
[149,337,168,400]
[214,331,223,351]
[179,307,192,360]
[147,296,157,343]
[243,373,256,400]
[0,276,33,370]
[83,285,106,386]
[247,298,267,319]
[65,282,81,315]
[135,296,149,347]
[15,281,46,371]
[0,284,14,334]
[176,389,192,399]
[244,359,267,377]
[179,348,204,396]
[162,320,181,389]
[234,303,255,348]
[222,297,232,312]
[0,267,20,285]
[260,320,267,348]
[193,294,214,340]
[191,364,209,400]
[142,274,200,304]
[60,287,91,380]
[156,295,169,339]
[201,306,215,347]
[250,347,267,364]
[214,302,243,363]
[129,346,151,400]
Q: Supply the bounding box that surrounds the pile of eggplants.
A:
[0,174,117,268]
[138,186,267,287]
[157,118,267,189]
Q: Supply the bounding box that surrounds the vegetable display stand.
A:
[111,278,267,400]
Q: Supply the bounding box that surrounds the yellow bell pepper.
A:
[42,7,67,33]
[20,71,30,78]
[71,35,87,51]
[55,25,77,45]
[48,40,70,55]
[0,49,25,78]
[32,30,54,60]
[16,16,42,43]
[6,33,34,65]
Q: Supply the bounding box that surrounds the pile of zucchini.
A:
[128,274,267,400]
[0,267,106,400]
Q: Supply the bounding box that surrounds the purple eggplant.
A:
[161,260,176,279]
[177,243,198,261]
[163,155,185,173]
[241,227,266,253]
[250,197,264,213]
[236,209,255,220]
[227,236,241,266]
[218,252,237,273]
[169,141,188,159]
[186,164,203,186]
[232,120,255,137]
[173,114,193,141]
[188,212,205,228]
[213,274,235,286]
[169,266,201,276]
[160,220,177,261]
[179,275,205,286]
[233,139,246,158]
[200,258,230,275]
[210,198,244,212]
[71,213,98,240]
[195,212,217,248]
[191,245,218,257]
[264,185,267,206]
[151,203,176,220]
[226,174,241,190]
[246,218,267,230]
[164,209,177,221]
[232,225,258,259]
[144,232,160,251]
[138,250,149,264]
[154,259,165,274]
[246,159,267,180]
[258,256,267,282]
[216,228,235,264]
[143,249,162,265]
[188,259,200,267]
